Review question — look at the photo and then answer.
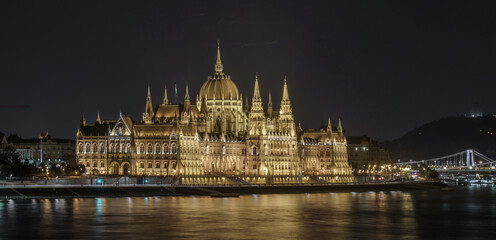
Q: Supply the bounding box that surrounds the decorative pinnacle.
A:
[185,82,190,101]
[215,40,223,73]
[81,112,86,125]
[282,76,289,101]
[268,91,272,107]
[253,73,261,99]
[163,85,168,105]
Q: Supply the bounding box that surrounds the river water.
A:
[1,185,496,239]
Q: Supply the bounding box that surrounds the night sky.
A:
[1,0,495,141]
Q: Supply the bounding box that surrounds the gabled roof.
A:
[121,116,134,130]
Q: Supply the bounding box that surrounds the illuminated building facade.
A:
[76,43,353,184]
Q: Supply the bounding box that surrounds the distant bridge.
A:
[394,149,496,171]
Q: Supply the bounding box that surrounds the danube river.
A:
[1,185,495,239]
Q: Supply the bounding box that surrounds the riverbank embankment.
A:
[0,182,445,199]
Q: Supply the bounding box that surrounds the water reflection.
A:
[1,186,496,239]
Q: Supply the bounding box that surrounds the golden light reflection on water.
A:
[2,187,496,239]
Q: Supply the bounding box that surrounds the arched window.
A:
[252,146,257,155]
[139,144,145,154]
[93,143,97,153]
[114,143,118,153]
[109,143,113,153]
[78,144,83,153]
[85,143,90,153]
[163,143,169,154]
[126,143,131,153]
[100,143,105,153]
[147,144,153,154]
[171,143,177,154]
[155,143,161,154]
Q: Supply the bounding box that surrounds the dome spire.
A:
[215,40,223,73]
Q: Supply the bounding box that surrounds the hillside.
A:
[380,116,496,161]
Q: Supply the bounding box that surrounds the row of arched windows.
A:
[138,143,177,154]
[79,143,105,154]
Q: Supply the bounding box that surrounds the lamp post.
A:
[38,134,43,165]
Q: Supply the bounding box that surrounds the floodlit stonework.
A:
[76,43,353,184]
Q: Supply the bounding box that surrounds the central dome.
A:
[199,41,240,101]
[199,73,240,100]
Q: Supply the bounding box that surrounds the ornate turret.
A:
[278,76,295,134]
[96,112,101,124]
[250,74,264,119]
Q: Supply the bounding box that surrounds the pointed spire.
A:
[253,73,261,99]
[184,82,190,110]
[327,117,332,132]
[282,76,290,102]
[184,82,190,101]
[268,91,272,107]
[338,118,343,133]
[267,91,273,117]
[80,112,86,126]
[279,76,292,115]
[215,40,223,73]
[144,84,153,118]
[96,112,101,124]
[147,83,151,98]
[163,85,169,105]
[250,73,264,118]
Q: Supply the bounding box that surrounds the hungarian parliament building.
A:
[76,43,353,184]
